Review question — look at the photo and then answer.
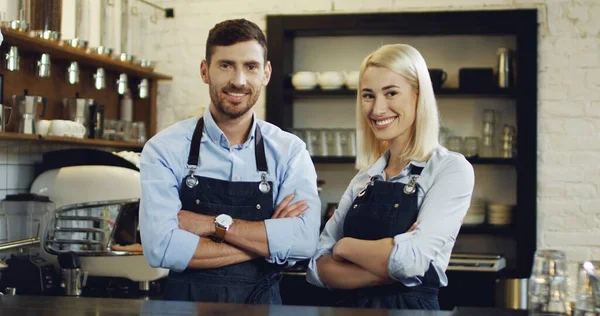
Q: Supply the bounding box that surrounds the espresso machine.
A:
[29,148,168,298]
[12,90,47,134]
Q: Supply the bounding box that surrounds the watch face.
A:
[215,214,233,227]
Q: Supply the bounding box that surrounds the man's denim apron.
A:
[164,117,282,304]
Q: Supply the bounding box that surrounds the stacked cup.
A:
[487,204,514,226]
[463,198,485,226]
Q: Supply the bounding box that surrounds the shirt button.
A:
[394,203,399,208]
[195,199,200,205]
[256,204,261,209]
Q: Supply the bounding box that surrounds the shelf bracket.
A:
[138,0,174,18]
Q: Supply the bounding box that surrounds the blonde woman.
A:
[306,44,475,310]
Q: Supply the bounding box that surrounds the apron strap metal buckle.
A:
[358,176,376,197]
[403,176,417,195]
[185,166,198,188]
[259,172,271,193]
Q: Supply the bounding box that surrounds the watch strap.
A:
[214,224,227,242]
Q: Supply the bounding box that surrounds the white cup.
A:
[70,121,86,138]
[317,71,346,90]
[291,71,318,90]
[49,120,69,137]
[345,71,360,90]
[36,120,51,136]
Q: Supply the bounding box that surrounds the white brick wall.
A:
[146,0,600,300]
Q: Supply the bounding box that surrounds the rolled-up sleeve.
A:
[139,139,199,272]
[263,142,321,266]
[306,176,358,288]
[388,156,474,281]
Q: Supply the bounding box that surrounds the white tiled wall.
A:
[0,141,121,244]
[0,141,42,244]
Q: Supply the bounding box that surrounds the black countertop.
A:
[0,296,528,315]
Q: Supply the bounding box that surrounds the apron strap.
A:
[254,122,267,172]
[411,165,424,176]
[186,117,268,173]
[187,117,205,166]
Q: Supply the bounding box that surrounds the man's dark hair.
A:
[205,19,267,64]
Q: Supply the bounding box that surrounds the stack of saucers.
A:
[463,198,486,226]
[487,204,514,226]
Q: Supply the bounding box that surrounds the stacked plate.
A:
[488,204,514,226]
[463,198,485,225]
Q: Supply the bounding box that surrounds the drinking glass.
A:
[528,250,568,315]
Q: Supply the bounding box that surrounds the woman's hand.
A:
[331,221,418,265]
[111,243,143,253]
[332,237,350,261]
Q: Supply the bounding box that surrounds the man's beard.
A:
[209,82,261,119]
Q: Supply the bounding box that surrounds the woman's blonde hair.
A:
[355,44,440,170]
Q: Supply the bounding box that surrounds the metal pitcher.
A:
[0,104,13,132]
[61,268,88,296]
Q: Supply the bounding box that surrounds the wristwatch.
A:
[214,214,233,243]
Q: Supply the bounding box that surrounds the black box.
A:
[459,68,496,92]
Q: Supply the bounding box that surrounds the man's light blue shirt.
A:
[306,147,474,288]
[139,108,321,272]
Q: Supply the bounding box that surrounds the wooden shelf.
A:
[1,28,172,80]
[459,224,515,235]
[467,157,516,165]
[436,88,515,97]
[0,132,39,141]
[311,156,516,165]
[287,88,356,97]
[0,132,144,149]
[286,87,515,98]
[311,156,355,164]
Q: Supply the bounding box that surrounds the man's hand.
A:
[271,193,308,219]
[178,210,215,237]
[408,221,418,233]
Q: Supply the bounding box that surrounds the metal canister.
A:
[138,78,149,99]
[116,73,128,95]
[66,62,80,84]
[496,48,513,88]
[93,68,106,90]
[37,53,51,78]
[5,46,19,71]
[495,278,527,310]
